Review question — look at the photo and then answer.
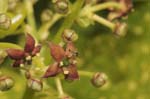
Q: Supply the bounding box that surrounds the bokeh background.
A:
[0,0,149,99]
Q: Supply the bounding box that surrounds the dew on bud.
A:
[27,78,43,91]
[62,29,78,42]
[91,72,107,88]
[0,13,11,30]
[0,76,14,91]
[54,0,69,14]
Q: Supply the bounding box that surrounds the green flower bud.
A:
[0,49,7,64]
[62,29,78,42]
[0,13,11,30]
[8,0,19,11]
[27,78,43,91]
[91,72,107,88]
[41,9,53,23]
[0,76,14,91]
[114,22,127,37]
[54,0,69,14]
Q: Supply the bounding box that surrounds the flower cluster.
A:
[43,29,79,81]
[6,33,41,67]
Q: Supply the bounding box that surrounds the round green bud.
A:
[0,49,7,64]
[27,78,43,91]
[0,76,14,91]
[0,13,11,30]
[114,22,127,37]
[91,72,107,88]
[54,0,69,14]
[41,9,53,23]
[62,29,78,42]
[8,0,19,11]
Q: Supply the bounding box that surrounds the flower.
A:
[107,0,133,20]
[43,41,79,81]
[6,33,41,67]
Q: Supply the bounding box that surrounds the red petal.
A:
[43,63,60,78]
[65,42,78,58]
[32,45,41,56]
[24,33,35,53]
[49,42,65,62]
[65,64,79,80]
[6,49,25,60]
[12,60,23,67]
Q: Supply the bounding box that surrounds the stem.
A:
[55,77,64,97]
[22,86,35,99]
[78,70,94,77]
[24,0,38,41]
[38,14,62,40]
[91,2,122,12]
[92,14,116,31]
[0,42,22,49]
[53,0,84,43]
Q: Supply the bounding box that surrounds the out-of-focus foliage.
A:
[0,1,149,99]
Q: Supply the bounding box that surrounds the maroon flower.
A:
[6,33,41,67]
[43,41,79,81]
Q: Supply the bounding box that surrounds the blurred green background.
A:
[0,1,150,99]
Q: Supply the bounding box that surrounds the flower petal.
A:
[24,33,35,53]
[64,64,79,80]
[49,42,65,62]
[43,63,60,78]
[65,42,78,58]
[6,49,25,60]
[32,45,41,56]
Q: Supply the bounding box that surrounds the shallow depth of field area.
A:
[0,0,149,99]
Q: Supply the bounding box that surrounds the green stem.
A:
[22,86,35,99]
[90,2,122,12]
[55,77,64,97]
[91,14,116,31]
[38,14,62,40]
[53,0,84,43]
[24,0,38,42]
[0,42,22,49]
[78,70,94,77]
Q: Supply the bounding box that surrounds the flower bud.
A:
[62,29,78,42]
[54,0,69,14]
[91,72,107,88]
[8,0,19,11]
[114,22,127,37]
[0,49,7,64]
[0,13,11,30]
[76,17,92,28]
[41,9,53,23]
[27,78,43,91]
[0,76,14,91]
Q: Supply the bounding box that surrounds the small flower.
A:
[6,33,41,67]
[0,49,7,64]
[62,29,78,42]
[114,22,127,37]
[43,41,79,81]
[41,9,53,23]
[27,78,43,91]
[54,0,69,14]
[0,76,14,91]
[0,13,11,30]
[91,72,107,88]
[108,0,133,20]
